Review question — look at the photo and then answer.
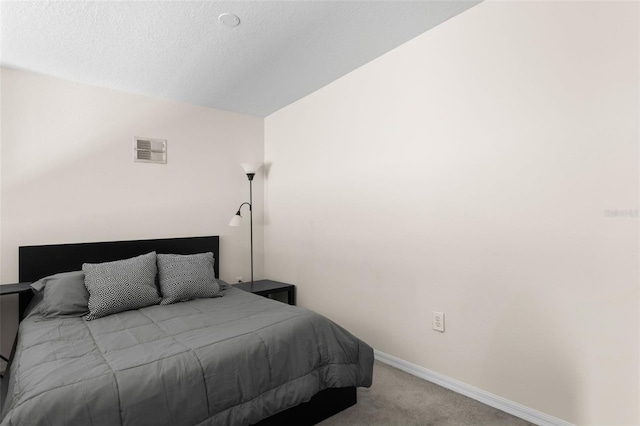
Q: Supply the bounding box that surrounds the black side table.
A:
[234,280,296,306]
[0,282,33,322]
[0,282,32,367]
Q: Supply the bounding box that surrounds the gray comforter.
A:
[1,287,373,425]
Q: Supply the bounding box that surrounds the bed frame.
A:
[8,235,356,425]
[18,236,221,283]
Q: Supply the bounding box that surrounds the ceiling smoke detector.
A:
[218,13,240,27]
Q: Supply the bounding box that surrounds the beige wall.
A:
[1,2,638,424]
[264,2,639,425]
[0,68,264,355]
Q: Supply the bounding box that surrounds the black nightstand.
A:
[0,282,32,366]
[234,280,296,306]
[0,282,33,322]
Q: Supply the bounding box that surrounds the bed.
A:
[0,236,373,425]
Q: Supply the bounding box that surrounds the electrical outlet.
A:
[433,311,445,332]
[236,276,243,283]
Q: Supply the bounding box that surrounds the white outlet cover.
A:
[433,311,445,332]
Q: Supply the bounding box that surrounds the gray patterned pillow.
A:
[82,252,160,320]
[157,252,222,305]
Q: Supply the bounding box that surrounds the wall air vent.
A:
[134,137,167,164]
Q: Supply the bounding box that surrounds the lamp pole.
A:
[247,172,255,284]
[229,163,262,288]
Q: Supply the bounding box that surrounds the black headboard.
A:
[19,236,220,282]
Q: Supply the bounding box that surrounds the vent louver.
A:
[134,137,167,164]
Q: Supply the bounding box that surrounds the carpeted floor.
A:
[319,361,535,426]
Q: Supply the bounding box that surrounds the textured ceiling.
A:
[1,1,479,117]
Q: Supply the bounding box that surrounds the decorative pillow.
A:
[157,252,222,305]
[82,252,160,320]
[30,271,89,318]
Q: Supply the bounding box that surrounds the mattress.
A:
[1,287,373,425]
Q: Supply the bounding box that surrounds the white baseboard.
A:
[374,350,573,426]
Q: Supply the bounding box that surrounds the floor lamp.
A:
[229,163,262,284]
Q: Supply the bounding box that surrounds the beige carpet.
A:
[319,361,535,426]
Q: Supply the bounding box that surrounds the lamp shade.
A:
[229,213,243,227]
[240,163,263,175]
